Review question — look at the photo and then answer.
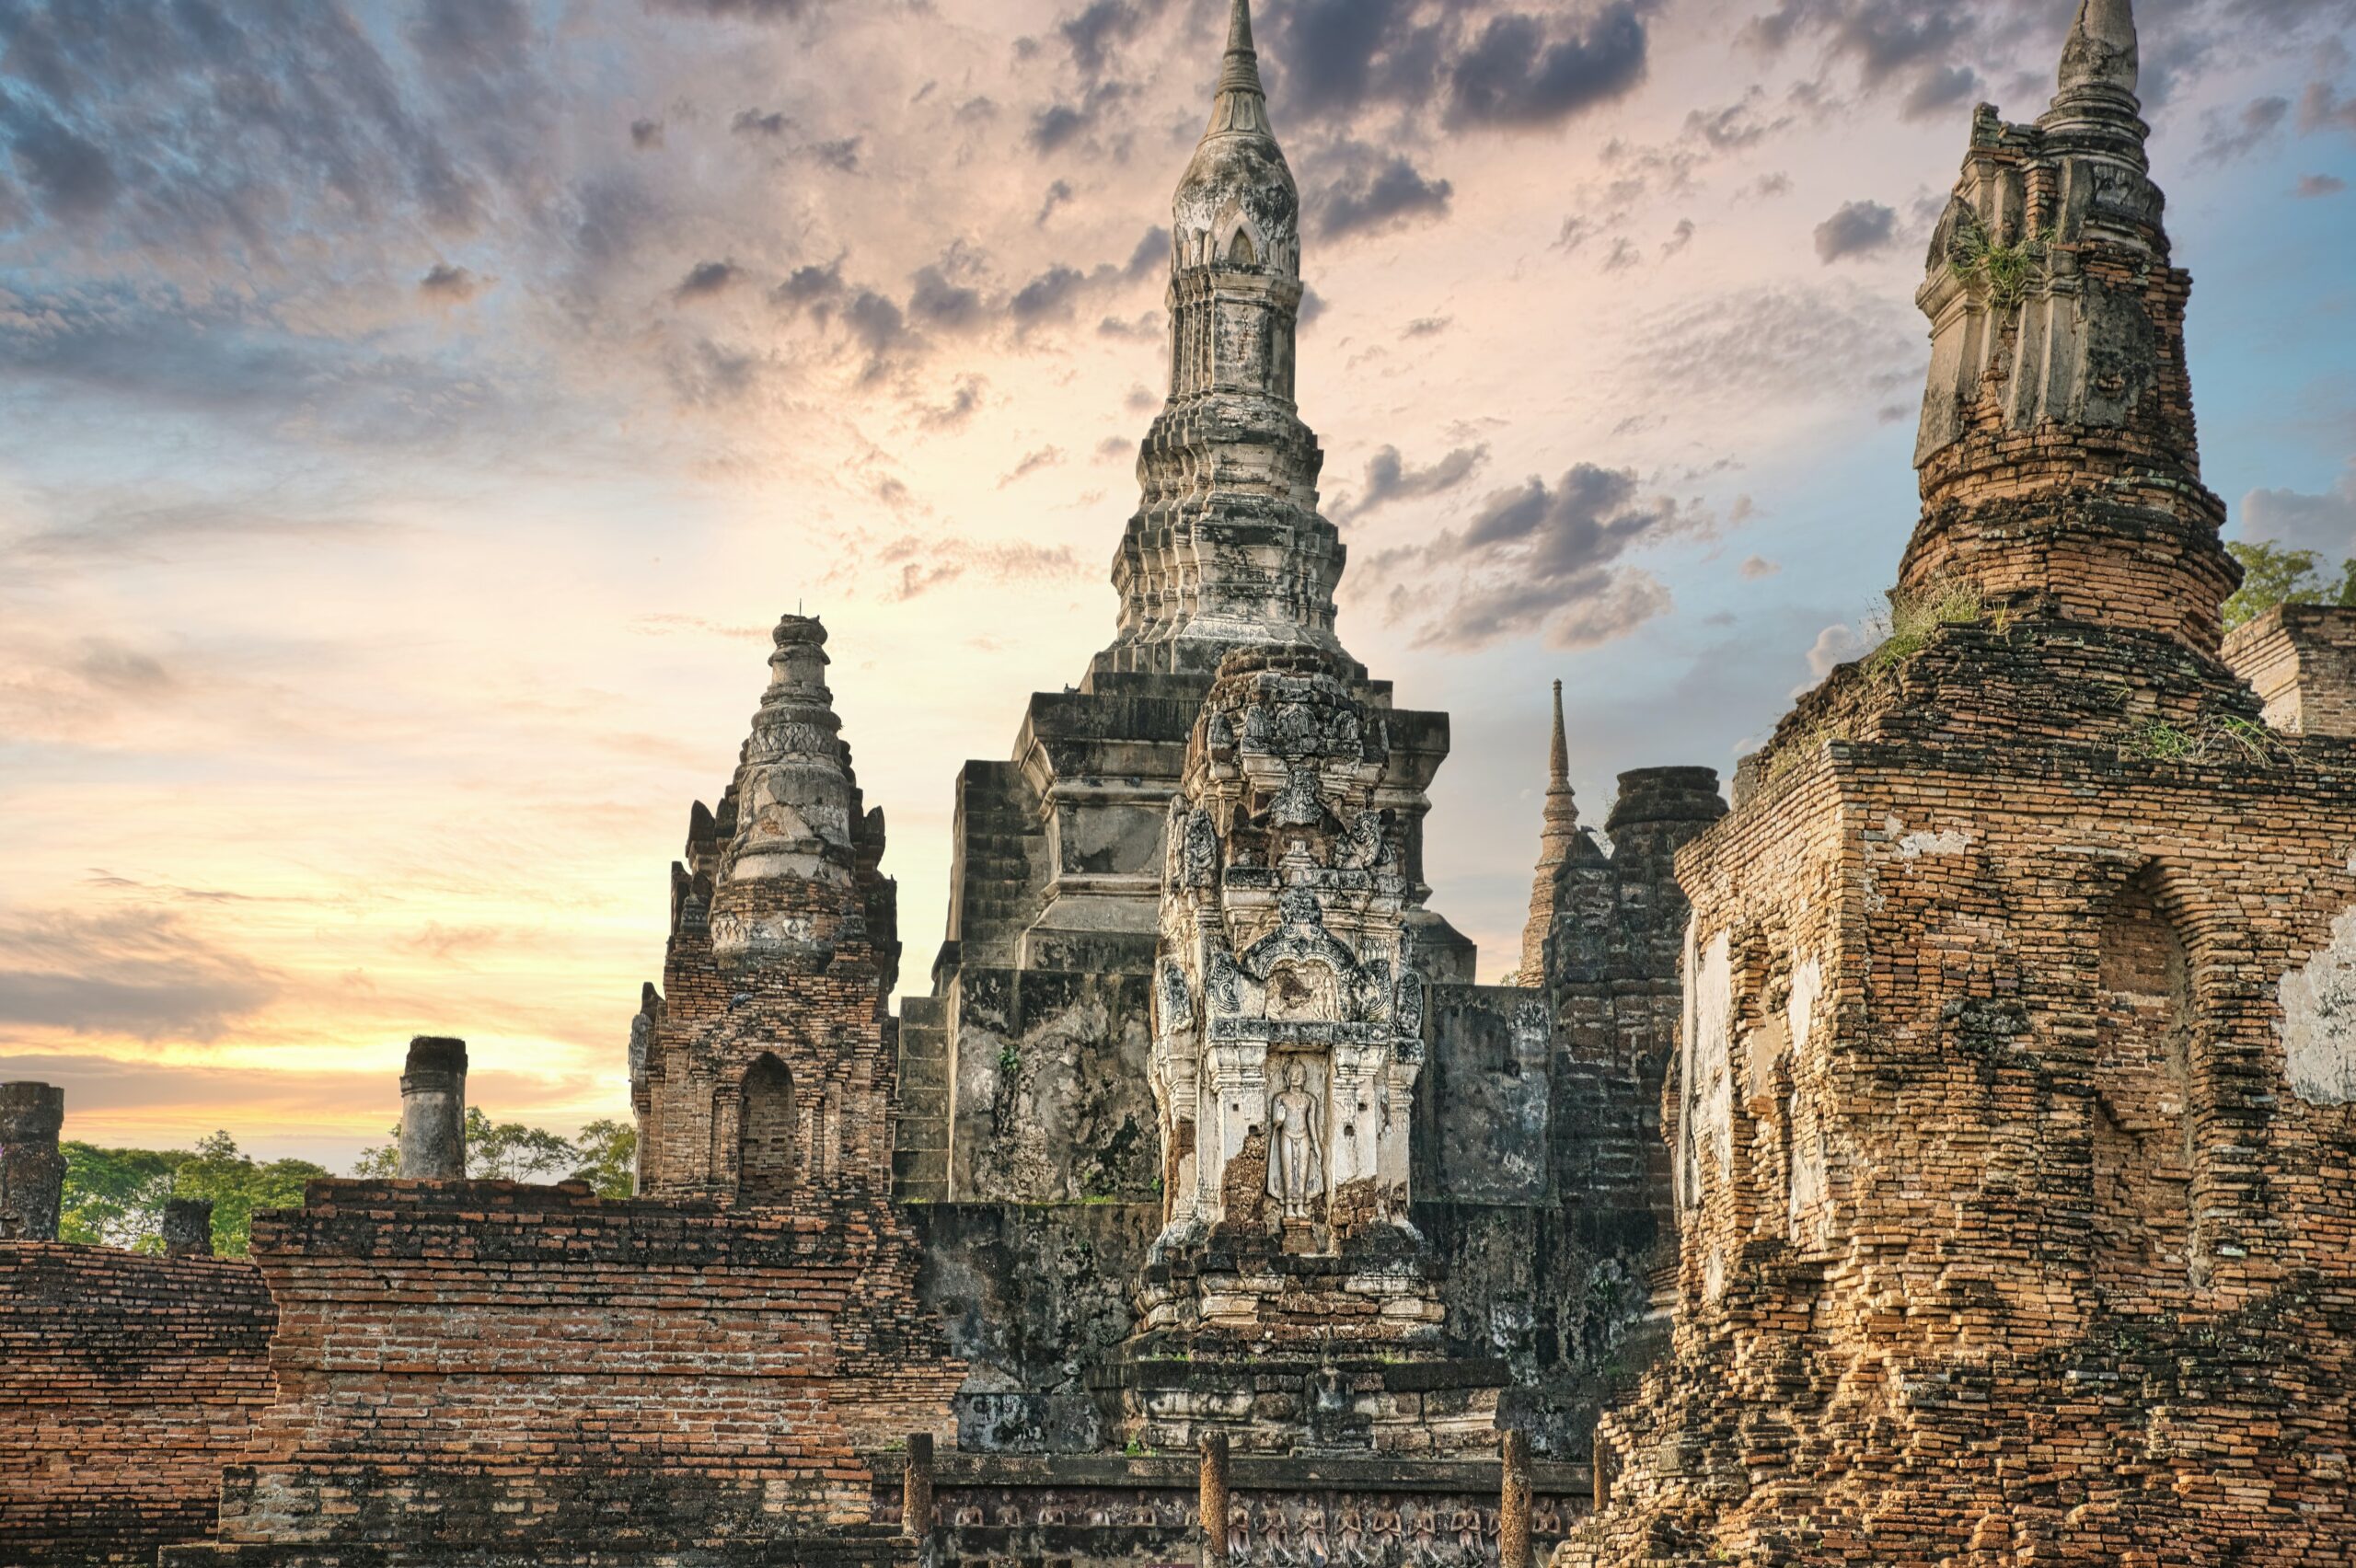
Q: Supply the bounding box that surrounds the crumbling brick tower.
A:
[1563,3,2356,1564]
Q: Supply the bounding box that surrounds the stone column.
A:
[0,1082,67,1242]
[1199,1433,1231,1567]
[1500,1429,1533,1568]
[398,1037,468,1180]
[902,1433,934,1539]
[162,1197,216,1258]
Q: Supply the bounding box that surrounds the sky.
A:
[4,0,2355,1170]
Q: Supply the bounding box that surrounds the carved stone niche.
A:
[1147,649,1428,1258]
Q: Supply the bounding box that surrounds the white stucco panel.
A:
[2281,907,2356,1107]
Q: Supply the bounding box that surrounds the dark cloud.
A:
[420,262,491,303]
[1445,6,1652,130]
[733,109,791,137]
[1813,199,1897,261]
[1012,264,1089,323]
[1315,152,1455,238]
[1342,444,1489,520]
[1126,226,1171,278]
[1,105,120,222]
[1037,179,1076,226]
[0,0,502,261]
[809,135,862,172]
[2298,173,2349,196]
[1059,0,1174,77]
[999,446,1067,487]
[773,260,846,307]
[1364,464,1698,651]
[0,907,282,1042]
[1259,0,1447,123]
[909,264,986,332]
[1029,81,1130,156]
[2200,95,2291,163]
[674,259,743,301]
[630,118,665,149]
[918,375,987,430]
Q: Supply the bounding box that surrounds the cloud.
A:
[1059,0,1174,77]
[1259,0,1447,123]
[918,375,988,430]
[644,0,836,19]
[1803,621,1867,687]
[2,104,120,223]
[73,638,175,697]
[2199,95,2291,163]
[674,259,743,301]
[1740,555,1783,579]
[2298,173,2349,197]
[999,446,1067,487]
[420,262,491,304]
[733,109,791,137]
[1445,6,1653,129]
[630,118,665,149]
[1364,463,1702,651]
[0,907,283,1042]
[1342,444,1490,519]
[2241,466,2356,558]
[1315,151,1456,238]
[861,534,1088,601]
[1814,199,1898,261]
[2303,80,2356,135]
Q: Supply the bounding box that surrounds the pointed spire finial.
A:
[1207,0,1269,135]
[1549,680,1569,789]
[2059,0,2138,102]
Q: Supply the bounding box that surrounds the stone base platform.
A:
[876,1450,1593,1566]
[161,1535,913,1568]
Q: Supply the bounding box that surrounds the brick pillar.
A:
[1500,1429,1533,1568]
[1199,1433,1230,1567]
[162,1197,216,1258]
[0,1082,66,1242]
[902,1433,934,1539]
[398,1038,468,1180]
[1593,1435,1611,1511]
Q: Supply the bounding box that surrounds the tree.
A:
[58,1143,177,1250]
[59,1134,328,1257]
[570,1119,638,1199]
[2223,540,2356,629]
[352,1113,635,1196]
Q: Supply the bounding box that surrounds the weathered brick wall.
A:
[1565,624,2356,1566]
[0,1243,275,1565]
[2223,604,2356,738]
[209,1179,962,1554]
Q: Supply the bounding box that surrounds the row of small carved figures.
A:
[917,1493,1571,1563]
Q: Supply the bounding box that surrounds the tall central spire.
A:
[1091,0,1357,684]
[1519,681,1583,986]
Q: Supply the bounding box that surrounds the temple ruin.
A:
[1,2,2350,1565]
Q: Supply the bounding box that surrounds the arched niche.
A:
[736,1053,798,1204]
[2090,864,2198,1297]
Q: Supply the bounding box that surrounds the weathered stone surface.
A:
[1562,8,2356,1562]
[396,1037,466,1180]
[0,1081,66,1243]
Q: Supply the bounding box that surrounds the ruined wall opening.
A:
[2091,869,2196,1300]
[737,1054,797,1204]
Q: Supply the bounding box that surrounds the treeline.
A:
[60,1114,635,1257]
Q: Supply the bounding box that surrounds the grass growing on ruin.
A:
[1951,224,2056,310]
[2119,714,2291,768]
[1865,577,1997,681]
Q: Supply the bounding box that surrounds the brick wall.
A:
[1562,621,2356,1566]
[0,1243,275,1565]
[2223,604,2356,738]
[208,1178,961,1554]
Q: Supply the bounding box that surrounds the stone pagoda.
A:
[1563,4,2356,1562]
